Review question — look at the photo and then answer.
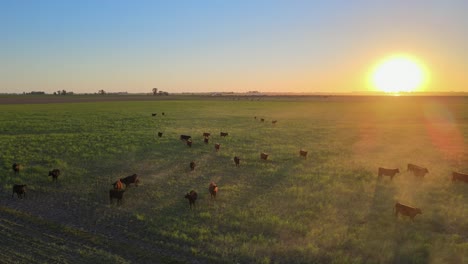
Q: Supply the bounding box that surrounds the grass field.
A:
[0,95,467,263]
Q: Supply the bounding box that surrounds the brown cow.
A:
[378,167,400,180]
[180,135,191,141]
[234,156,240,167]
[299,150,308,159]
[260,152,269,160]
[452,172,468,183]
[215,143,220,152]
[260,118,264,122]
[220,132,229,137]
[203,132,211,137]
[118,174,139,187]
[272,120,277,124]
[190,161,196,171]
[209,182,218,199]
[407,163,429,177]
[109,189,125,205]
[395,202,422,220]
[12,184,27,199]
[12,163,20,175]
[48,169,61,182]
[185,190,198,209]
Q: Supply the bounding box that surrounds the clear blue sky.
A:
[1,0,466,94]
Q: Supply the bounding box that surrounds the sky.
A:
[0,0,467,94]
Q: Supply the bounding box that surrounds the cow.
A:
[12,163,20,174]
[407,163,429,177]
[260,118,264,122]
[180,135,191,141]
[203,132,211,137]
[395,202,422,221]
[299,150,308,159]
[452,172,468,183]
[190,161,196,171]
[109,189,125,205]
[204,137,209,144]
[152,113,157,116]
[187,139,192,147]
[118,174,139,187]
[215,143,220,152]
[234,156,240,167]
[162,112,165,116]
[209,182,218,199]
[260,152,269,160]
[48,169,61,182]
[378,167,400,180]
[220,132,229,137]
[254,116,257,120]
[185,190,198,209]
[158,132,163,137]
[272,120,277,124]
[12,184,27,199]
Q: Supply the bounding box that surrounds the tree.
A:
[98,89,106,95]
[152,88,158,96]
[61,90,67,95]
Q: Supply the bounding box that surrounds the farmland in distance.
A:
[0,95,467,263]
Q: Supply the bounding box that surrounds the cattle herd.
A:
[7,113,468,220]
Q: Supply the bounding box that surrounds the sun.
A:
[370,55,426,93]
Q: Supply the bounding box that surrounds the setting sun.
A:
[371,55,427,93]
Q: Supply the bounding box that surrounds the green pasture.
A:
[0,96,467,263]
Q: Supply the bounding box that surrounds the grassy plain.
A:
[0,95,467,263]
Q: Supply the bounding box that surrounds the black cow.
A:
[234,156,240,167]
[119,174,139,187]
[12,184,27,199]
[162,112,165,116]
[190,161,196,171]
[152,113,157,116]
[185,190,198,209]
[299,150,308,159]
[204,137,209,144]
[12,163,20,174]
[378,167,400,180]
[209,182,218,199]
[395,202,422,221]
[407,163,429,177]
[48,169,61,182]
[158,132,163,137]
[109,189,125,205]
[180,135,191,141]
[452,172,468,183]
[220,132,229,137]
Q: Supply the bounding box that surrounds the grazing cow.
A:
[272,120,277,124]
[185,190,198,209]
[187,139,192,147]
[260,152,269,160]
[378,167,400,180]
[452,172,468,183]
[203,132,211,137]
[215,143,220,152]
[112,179,123,190]
[260,118,264,122]
[152,113,157,116]
[407,163,429,177]
[162,112,165,116]
[12,163,20,174]
[395,202,422,221]
[209,182,218,199]
[158,132,163,137]
[190,161,196,171]
[119,174,139,187]
[220,132,229,137]
[12,184,27,199]
[234,156,240,167]
[109,189,125,205]
[204,137,209,144]
[48,169,61,182]
[299,150,308,159]
[180,135,191,141]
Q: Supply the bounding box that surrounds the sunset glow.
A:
[371,55,427,93]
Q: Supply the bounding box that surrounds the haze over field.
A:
[1,1,467,94]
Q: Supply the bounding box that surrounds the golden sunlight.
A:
[371,55,427,93]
